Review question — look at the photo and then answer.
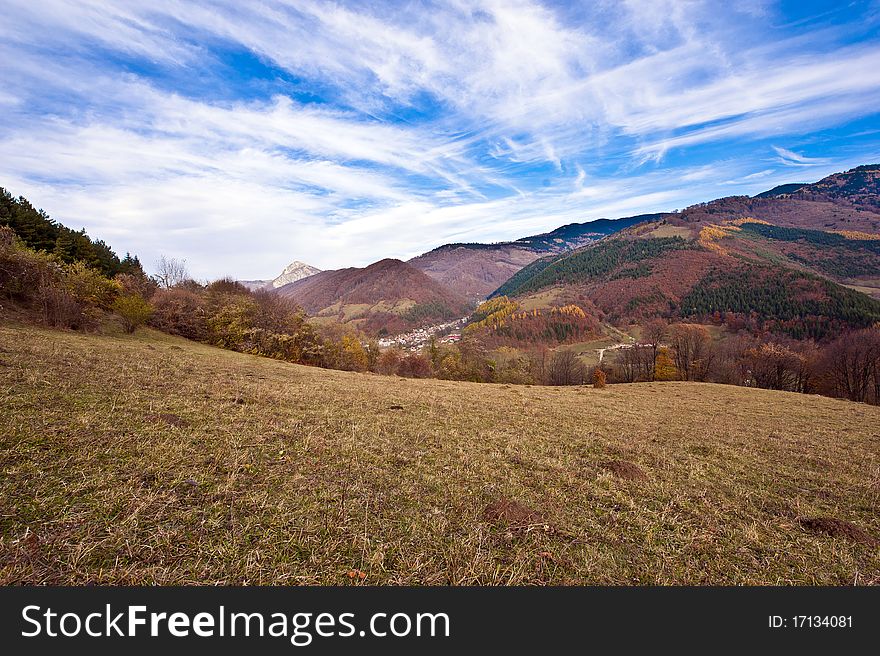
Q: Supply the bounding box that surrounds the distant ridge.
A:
[408,213,657,299]
[753,183,807,198]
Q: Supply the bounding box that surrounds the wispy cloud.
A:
[1,0,880,279]
[772,146,830,167]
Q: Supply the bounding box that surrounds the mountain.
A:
[787,164,880,212]
[408,243,540,302]
[275,258,471,336]
[408,214,654,299]
[489,165,880,340]
[754,165,880,205]
[271,260,322,288]
[513,213,662,251]
[753,183,807,198]
[238,279,272,291]
[239,260,321,291]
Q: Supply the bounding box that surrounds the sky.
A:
[2,1,880,280]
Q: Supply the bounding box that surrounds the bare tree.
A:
[743,342,804,391]
[619,345,654,383]
[668,323,714,381]
[822,328,880,403]
[155,255,189,289]
[547,349,586,386]
[642,318,666,381]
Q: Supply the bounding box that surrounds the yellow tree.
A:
[653,347,678,381]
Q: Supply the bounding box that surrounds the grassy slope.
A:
[1,323,878,585]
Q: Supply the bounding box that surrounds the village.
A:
[377,317,469,351]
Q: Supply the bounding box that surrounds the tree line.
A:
[1,187,143,278]
[604,321,880,404]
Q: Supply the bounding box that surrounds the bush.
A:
[320,333,370,371]
[149,288,208,340]
[113,293,153,333]
[116,271,157,300]
[62,261,120,311]
[250,290,309,334]
[205,295,260,349]
[592,368,607,388]
[207,277,250,295]
[396,353,433,378]
[375,349,403,375]
[37,283,86,329]
[0,225,54,303]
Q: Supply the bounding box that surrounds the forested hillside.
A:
[0,187,143,277]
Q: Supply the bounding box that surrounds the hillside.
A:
[407,214,656,300]
[786,164,880,212]
[276,258,471,335]
[490,166,880,336]
[513,213,663,251]
[2,323,878,584]
[285,166,880,316]
[753,183,807,199]
[680,165,880,233]
[0,187,143,278]
[408,244,541,301]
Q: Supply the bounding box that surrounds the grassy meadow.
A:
[1,322,878,585]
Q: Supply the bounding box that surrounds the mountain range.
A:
[491,165,880,340]
[252,164,880,339]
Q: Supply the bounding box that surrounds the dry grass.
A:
[1,322,879,585]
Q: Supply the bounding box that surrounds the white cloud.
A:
[771,146,830,167]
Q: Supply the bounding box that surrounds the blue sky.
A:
[2,0,880,279]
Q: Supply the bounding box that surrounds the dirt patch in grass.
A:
[139,471,159,488]
[760,500,797,519]
[602,460,648,481]
[483,499,543,528]
[799,517,878,546]
[146,412,188,428]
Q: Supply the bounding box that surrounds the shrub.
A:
[149,288,208,340]
[375,349,403,375]
[207,277,250,295]
[63,261,120,310]
[396,353,433,378]
[321,334,370,371]
[116,271,158,300]
[113,293,153,333]
[592,368,607,388]
[240,326,322,364]
[37,283,85,329]
[0,225,54,303]
[250,290,309,334]
[205,295,259,350]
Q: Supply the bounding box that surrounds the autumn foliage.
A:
[467,298,600,347]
